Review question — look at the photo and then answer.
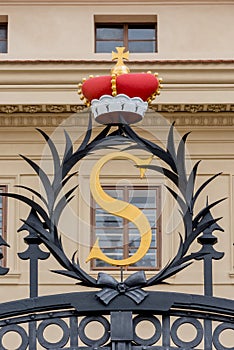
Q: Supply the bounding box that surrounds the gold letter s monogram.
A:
[86,152,153,266]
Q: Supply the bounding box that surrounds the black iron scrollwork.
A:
[121,122,225,287]
[0,236,9,276]
[0,117,225,304]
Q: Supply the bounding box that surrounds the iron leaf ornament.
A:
[0,119,225,304]
[0,235,9,275]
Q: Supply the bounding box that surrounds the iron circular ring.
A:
[171,317,203,348]
[213,322,234,350]
[79,316,110,346]
[133,315,161,345]
[0,324,28,350]
[37,318,70,348]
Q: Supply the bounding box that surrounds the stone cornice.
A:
[0,0,233,5]
[0,104,233,128]
[1,59,234,64]
[0,61,233,86]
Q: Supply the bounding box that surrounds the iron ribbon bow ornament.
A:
[96,271,148,305]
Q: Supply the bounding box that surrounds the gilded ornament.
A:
[87,151,153,266]
[0,105,18,114]
[111,74,117,97]
[23,105,41,113]
[111,47,130,75]
[162,105,180,113]
[207,104,226,113]
[184,105,203,113]
[46,105,65,113]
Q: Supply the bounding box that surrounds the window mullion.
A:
[123,186,129,262]
[156,187,161,269]
[0,186,7,267]
[155,24,158,53]
[123,24,128,50]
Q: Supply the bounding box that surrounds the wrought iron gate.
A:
[0,121,233,349]
[0,291,233,349]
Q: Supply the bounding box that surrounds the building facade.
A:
[0,0,233,339]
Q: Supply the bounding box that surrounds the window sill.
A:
[0,272,21,284]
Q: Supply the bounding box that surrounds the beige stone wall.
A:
[0,1,234,60]
[0,0,233,305]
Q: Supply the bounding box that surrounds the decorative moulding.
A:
[0,104,233,114]
[0,104,233,127]
[0,61,234,87]
[0,0,233,6]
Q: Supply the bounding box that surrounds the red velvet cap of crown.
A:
[81,73,159,103]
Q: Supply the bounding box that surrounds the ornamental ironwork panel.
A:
[0,118,233,349]
[0,292,233,349]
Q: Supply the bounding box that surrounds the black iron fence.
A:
[0,291,233,349]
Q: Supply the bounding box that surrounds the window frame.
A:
[95,22,157,53]
[90,185,161,271]
[0,22,8,54]
[0,185,7,266]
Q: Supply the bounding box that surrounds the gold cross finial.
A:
[111,47,130,75]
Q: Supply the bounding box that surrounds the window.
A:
[0,186,7,266]
[0,24,7,53]
[0,16,8,53]
[0,16,8,54]
[95,15,157,53]
[91,186,161,270]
